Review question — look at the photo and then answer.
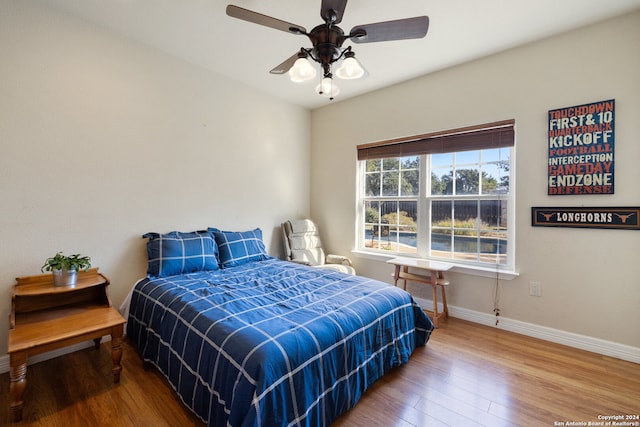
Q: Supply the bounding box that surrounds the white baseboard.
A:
[415,297,640,364]
[2,303,638,373]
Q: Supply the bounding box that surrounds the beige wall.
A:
[311,12,640,349]
[0,1,310,355]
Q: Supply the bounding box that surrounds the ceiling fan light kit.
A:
[226,1,429,100]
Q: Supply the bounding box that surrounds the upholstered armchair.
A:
[281,219,356,275]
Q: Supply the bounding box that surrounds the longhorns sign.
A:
[531,207,639,230]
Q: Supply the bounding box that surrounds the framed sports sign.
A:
[547,99,615,195]
[531,207,639,230]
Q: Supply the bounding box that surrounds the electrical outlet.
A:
[529,281,541,297]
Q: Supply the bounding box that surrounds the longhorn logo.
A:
[539,212,555,221]
[614,212,636,224]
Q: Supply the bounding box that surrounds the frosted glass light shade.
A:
[289,57,317,82]
[335,56,365,80]
[316,76,340,97]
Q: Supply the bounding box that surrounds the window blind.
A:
[357,119,515,161]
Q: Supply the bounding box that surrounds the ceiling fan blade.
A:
[226,5,306,35]
[270,52,301,74]
[350,16,429,43]
[321,0,347,24]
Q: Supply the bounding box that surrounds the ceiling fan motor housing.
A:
[309,24,346,71]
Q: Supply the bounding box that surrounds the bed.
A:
[124,228,433,427]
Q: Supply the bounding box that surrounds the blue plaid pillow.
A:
[210,228,268,268]
[144,231,219,277]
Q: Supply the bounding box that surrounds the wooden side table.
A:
[7,268,126,422]
[387,257,452,327]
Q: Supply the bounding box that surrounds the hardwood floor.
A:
[2,318,638,426]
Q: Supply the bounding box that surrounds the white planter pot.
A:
[52,267,78,287]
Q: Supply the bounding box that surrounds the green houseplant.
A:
[41,252,91,287]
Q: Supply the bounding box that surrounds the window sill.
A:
[351,250,519,280]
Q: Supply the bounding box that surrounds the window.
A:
[357,120,515,269]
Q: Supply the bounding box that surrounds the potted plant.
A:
[41,252,92,287]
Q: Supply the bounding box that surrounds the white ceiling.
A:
[39,0,640,109]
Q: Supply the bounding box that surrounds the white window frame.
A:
[355,121,516,273]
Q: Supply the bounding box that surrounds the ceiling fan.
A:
[226,0,429,100]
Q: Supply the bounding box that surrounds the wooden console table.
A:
[7,268,125,422]
[387,257,453,327]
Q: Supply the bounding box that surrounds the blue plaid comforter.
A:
[127,258,433,427]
